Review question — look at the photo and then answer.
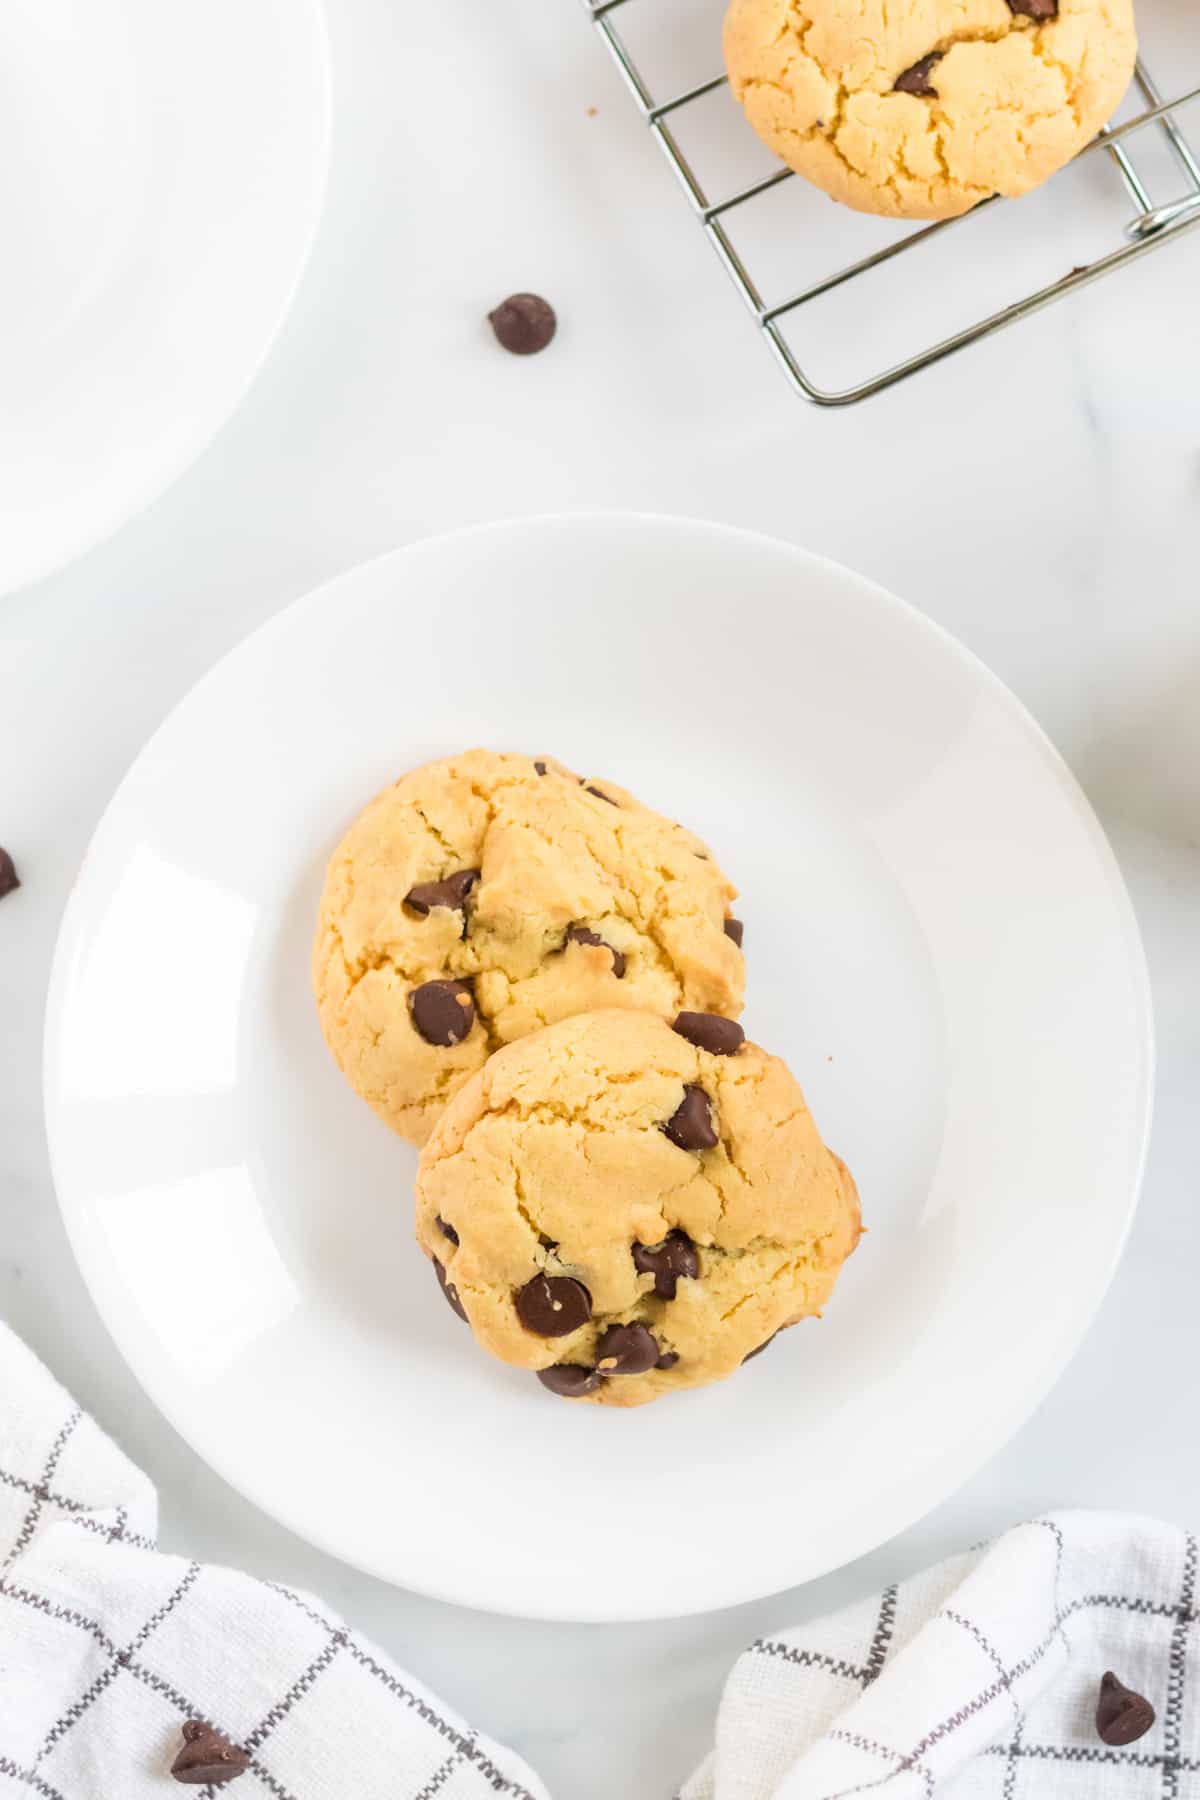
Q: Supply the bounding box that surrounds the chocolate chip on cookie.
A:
[533,760,548,775]
[596,1323,660,1376]
[655,1350,680,1370]
[894,52,942,95]
[171,1721,249,1786]
[516,1273,592,1337]
[538,1363,603,1397]
[405,869,479,917]
[723,917,743,947]
[632,1229,699,1299]
[488,292,557,355]
[1095,1672,1155,1745]
[663,1084,718,1152]
[563,924,626,978]
[580,781,617,805]
[409,979,475,1046]
[0,849,18,901]
[436,1216,459,1245]
[434,1259,468,1321]
[1007,0,1057,15]
[672,1012,744,1056]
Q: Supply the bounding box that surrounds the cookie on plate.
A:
[723,0,1136,220]
[313,751,744,1145]
[415,1008,860,1407]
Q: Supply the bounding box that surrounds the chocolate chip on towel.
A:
[1096,1671,1155,1745]
[171,1721,249,1786]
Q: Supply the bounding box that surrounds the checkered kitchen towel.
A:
[0,1322,548,1799]
[684,1514,1199,1799]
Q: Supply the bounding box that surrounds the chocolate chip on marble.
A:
[663,1084,717,1152]
[655,1351,680,1370]
[409,979,475,1046]
[564,924,626,979]
[0,849,18,900]
[1007,0,1056,15]
[672,1012,745,1056]
[723,917,744,948]
[516,1273,592,1337]
[1096,1671,1155,1745]
[405,868,480,917]
[171,1721,249,1787]
[488,293,557,355]
[632,1230,699,1300]
[596,1323,660,1375]
[434,1259,468,1322]
[581,781,617,805]
[893,52,942,95]
[436,1216,459,1246]
[537,1363,603,1397]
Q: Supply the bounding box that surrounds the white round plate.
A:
[45,515,1153,1622]
[0,0,329,598]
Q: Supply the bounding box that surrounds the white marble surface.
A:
[2,1,1200,1794]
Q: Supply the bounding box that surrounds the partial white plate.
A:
[0,0,329,598]
[44,515,1153,1622]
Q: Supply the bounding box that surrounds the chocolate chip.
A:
[632,1229,699,1299]
[171,1721,249,1786]
[1096,1671,1155,1745]
[655,1351,680,1370]
[564,924,626,978]
[434,1258,468,1321]
[743,1330,780,1362]
[894,52,942,94]
[663,1084,717,1152]
[488,292,557,355]
[1008,0,1056,14]
[581,782,617,805]
[410,979,475,1046]
[537,1363,602,1397]
[436,1216,459,1246]
[723,917,744,948]
[516,1273,592,1337]
[534,760,548,775]
[405,868,480,917]
[672,1012,745,1056]
[596,1323,660,1375]
[0,849,18,900]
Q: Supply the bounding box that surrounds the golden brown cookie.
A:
[723,0,1136,220]
[415,1008,860,1407]
[313,751,744,1145]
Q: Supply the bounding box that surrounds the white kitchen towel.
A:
[683,1511,1199,1799]
[0,1321,548,1799]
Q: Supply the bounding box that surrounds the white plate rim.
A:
[43,511,1156,1620]
[3,0,332,600]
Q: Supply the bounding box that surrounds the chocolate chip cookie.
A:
[724,0,1136,220]
[415,1008,860,1406]
[313,751,745,1145]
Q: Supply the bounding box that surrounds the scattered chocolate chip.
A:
[632,1229,699,1299]
[655,1350,680,1370]
[564,924,626,978]
[663,1084,718,1152]
[516,1273,592,1337]
[0,849,18,900]
[436,1216,459,1246]
[488,292,557,355]
[743,1330,780,1363]
[1007,0,1056,15]
[410,979,475,1046]
[171,1721,249,1786]
[894,52,942,95]
[1096,1671,1155,1745]
[672,1012,745,1056]
[534,760,548,775]
[723,918,744,947]
[596,1323,661,1375]
[405,868,480,917]
[581,781,617,805]
[537,1363,602,1397]
[434,1259,468,1321]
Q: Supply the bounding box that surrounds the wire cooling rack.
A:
[583,0,1200,404]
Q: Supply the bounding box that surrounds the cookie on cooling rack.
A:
[313,750,744,1145]
[723,0,1136,221]
[416,1008,861,1407]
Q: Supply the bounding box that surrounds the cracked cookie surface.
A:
[723,0,1135,219]
[313,751,744,1145]
[415,1008,861,1406]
